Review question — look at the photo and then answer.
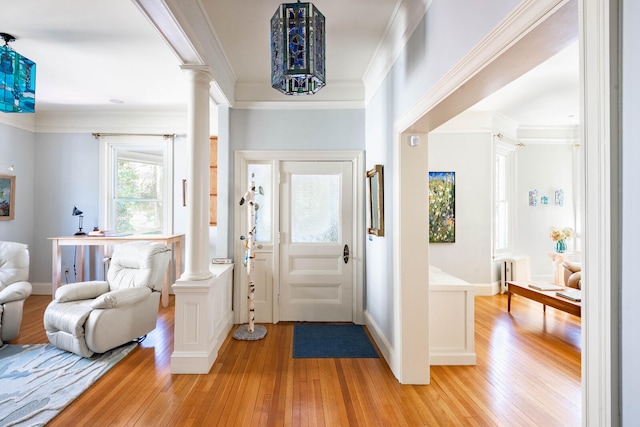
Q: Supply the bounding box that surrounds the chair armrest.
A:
[90,287,152,309]
[0,281,32,304]
[567,271,582,290]
[55,281,110,302]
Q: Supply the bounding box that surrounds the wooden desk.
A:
[49,234,184,307]
[507,281,581,318]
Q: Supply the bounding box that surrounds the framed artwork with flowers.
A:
[429,171,455,243]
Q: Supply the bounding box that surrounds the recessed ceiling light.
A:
[109,99,124,104]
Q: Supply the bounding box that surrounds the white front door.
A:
[279,161,354,322]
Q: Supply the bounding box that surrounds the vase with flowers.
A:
[549,227,572,253]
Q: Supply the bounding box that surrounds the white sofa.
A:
[0,241,33,345]
[44,241,171,357]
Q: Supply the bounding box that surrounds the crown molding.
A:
[0,113,36,133]
[517,125,579,144]
[234,80,365,109]
[33,110,189,134]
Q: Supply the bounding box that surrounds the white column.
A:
[180,66,213,281]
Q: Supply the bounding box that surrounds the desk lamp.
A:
[72,206,86,235]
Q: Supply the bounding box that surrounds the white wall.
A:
[427,132,493,285]
[514,144,576,280]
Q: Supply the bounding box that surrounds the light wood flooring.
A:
[13,293,581,426]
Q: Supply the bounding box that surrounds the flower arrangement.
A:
[548,227,572,242]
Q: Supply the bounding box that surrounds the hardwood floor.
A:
[13,293,581,426]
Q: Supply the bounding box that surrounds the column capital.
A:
[180,65,213,81]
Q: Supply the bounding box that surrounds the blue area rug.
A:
[293,324,379,358]
[0,342,136,427]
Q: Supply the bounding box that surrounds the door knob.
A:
[343,244,350,264]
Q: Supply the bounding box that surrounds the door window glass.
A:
[248,163,272,242]
[291,174,339,242]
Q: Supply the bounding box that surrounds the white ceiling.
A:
[467,40,579,127]
[2,0,578,127]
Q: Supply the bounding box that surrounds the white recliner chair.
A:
[0,241,33,346]
[44,241,171,357]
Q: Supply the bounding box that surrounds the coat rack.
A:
[233,173,267,341]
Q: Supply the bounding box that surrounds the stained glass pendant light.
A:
[271,1,325,95]
[0,33,36,113]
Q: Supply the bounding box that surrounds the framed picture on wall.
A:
[429,171,455,243]
[367,164,384,236]
[0,174,16,220]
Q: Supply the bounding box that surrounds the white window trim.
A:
[98,135,174,234]
[493,139,516,258]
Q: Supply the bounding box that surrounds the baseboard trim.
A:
[364,311,397,376]
[430,353,477,366]
[474,282,500,296]
[32,282,52,296]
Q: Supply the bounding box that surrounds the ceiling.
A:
[2,0,578,127]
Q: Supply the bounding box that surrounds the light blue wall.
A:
[621,0,639,423]
[364,0,521,348]
[229,109,364,152]
[225,108,365,255]
[0,123,35,248]
[32,133,99,283]
[1,128,188,287]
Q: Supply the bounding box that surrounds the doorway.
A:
[233,151,365,325]
[279,161,354,321]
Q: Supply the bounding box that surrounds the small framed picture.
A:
[0,174,16,220]
[555,189,564,207]
[528,190,538,207]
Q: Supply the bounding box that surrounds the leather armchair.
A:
[0,241,33,345]
[44,241,171,357]
[562,261,582,289]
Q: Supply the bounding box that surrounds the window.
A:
[494,141,515,255]
[210,136,218,225]
[99,135,173,235]
[247,163,272,242]
[114,150,163,234]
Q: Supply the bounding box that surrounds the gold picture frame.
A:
[367,164,384,236]
[0,174,16,220]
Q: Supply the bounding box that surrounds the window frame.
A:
[493,140,516,257]
[99,136,174,235]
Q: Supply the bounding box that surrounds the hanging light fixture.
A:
[271,1,325,95]
[0,32,36,113]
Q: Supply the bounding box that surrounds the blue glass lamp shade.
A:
[271,1,325,95]
[0,44,36,113]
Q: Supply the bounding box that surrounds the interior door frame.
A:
[234,150,365,325]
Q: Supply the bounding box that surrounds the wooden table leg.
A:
[52,240,62,297]
[508,291,512,312]
[76,245,85,282]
